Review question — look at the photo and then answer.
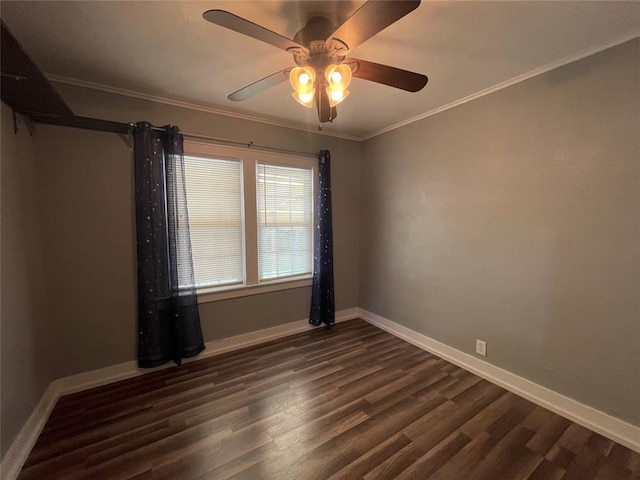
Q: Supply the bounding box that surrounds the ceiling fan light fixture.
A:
[290,66,316,107]
[204,2,428,123]
[290,66,316,94]
[327,87,350,107]
[292,89,315,108]
[325,64,352,91]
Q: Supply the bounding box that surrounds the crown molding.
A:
[47,33,638,144]
[45,74,363,142]
[363,33,640,140]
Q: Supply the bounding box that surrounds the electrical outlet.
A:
[476,339,487,357]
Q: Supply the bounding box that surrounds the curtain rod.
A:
[135,122,318,158]
[179,131,319,159]
[28,114,320,159]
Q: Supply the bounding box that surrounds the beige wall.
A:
[360,39,640,425]
[32,86,361,379]
[0,104,53,457]
[32,126,138,380]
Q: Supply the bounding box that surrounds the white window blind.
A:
[257,163,313,281]
[183,156,244,289]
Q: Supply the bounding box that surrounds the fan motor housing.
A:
[293,16,335,46]
[291,16,346,68]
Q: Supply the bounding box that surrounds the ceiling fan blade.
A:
[345,58,428,92]
[203,10,308,55]
[228,68,292,101]
[326,0,420,53]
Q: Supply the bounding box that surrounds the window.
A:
[257,163,313,281]
[183,155,244,289]
[182,142,315,301]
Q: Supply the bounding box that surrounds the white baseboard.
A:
[358,308,640,453]
[0,384,58,480]
[54,307,359,397]
[0,308,359,480]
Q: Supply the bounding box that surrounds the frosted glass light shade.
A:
[290,67,316,94]
[292,89,315,108]
[326,87,350,107]
[325,64,352,91]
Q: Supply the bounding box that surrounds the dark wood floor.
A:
[19,319,640,480]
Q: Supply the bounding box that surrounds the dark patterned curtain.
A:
[310,150,335,326]
[133,122,205,367]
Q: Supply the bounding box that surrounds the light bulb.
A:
[330,90,344,102]
[299,91,314,103]
[325,64,352,97]
[289,67,316,96]
[292,89,315,108]
[326,87,349,107]
[299,72,310,85]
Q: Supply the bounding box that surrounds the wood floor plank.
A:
[459,391,515,438]
[393,431,472,480]
[593,460,636,480]
[526,458,566,480]
[464,424,537,480]
[328,433,412,480]
[425,431,501,480]
[362,442,425,480]
[17,319,640,480]
[527,412,573,456]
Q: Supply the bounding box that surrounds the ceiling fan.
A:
[203,0,428,123]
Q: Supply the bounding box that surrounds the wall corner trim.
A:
[357,308,640,453]
[0,307,359,480]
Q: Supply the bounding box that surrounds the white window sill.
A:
[197,276,313,303]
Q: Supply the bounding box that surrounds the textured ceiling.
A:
[1,1,639,139]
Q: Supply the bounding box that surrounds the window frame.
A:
[183,141,317,303]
